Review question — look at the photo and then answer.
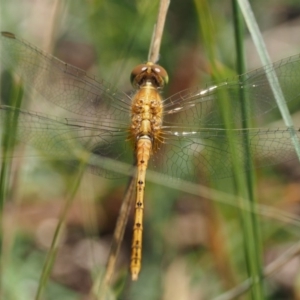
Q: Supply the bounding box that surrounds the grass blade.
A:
[34,160,86,300]
[232,1,264,299]
[237,0,300,159]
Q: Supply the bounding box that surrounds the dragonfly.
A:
[0,31,300,281]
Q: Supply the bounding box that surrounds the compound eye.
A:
[152,64,169,86]
[130,62,169,88]
[130,64,148,87]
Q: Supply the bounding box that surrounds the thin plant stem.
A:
[213,240,300,300]
[35,160,87,300]
[93,175,136,300]
[232,1,263,299]
[89,154,300,228]
[148,0,170,63]
[0,77,23,300]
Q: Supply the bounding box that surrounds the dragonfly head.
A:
[130,62,169,89]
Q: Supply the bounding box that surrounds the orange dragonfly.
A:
[0,31,299,280]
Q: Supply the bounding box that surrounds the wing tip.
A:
[1,31,16,39]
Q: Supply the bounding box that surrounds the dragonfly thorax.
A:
[130,62,168,89]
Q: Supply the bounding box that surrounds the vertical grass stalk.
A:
[194,0,264,298]
[34,159,87,300]
[232,1,264,299]
[0,73,23,299]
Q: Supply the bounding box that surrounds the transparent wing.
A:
[163,54,300,127]
[2,32,300,182]
[0,106,132,179]
[0,32,131,121]
[156,54,300,181]
[150,128,299,182]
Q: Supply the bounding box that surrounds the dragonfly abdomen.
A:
[130,136,152,280]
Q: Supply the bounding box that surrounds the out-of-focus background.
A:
[1,0,300,299]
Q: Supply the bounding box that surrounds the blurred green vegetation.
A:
[1,0,300,299]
